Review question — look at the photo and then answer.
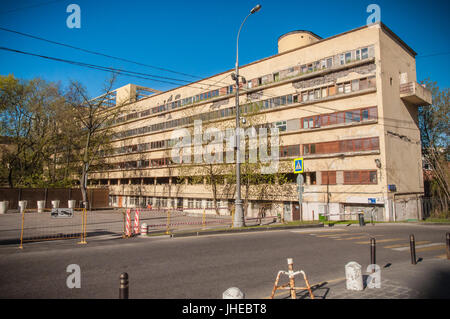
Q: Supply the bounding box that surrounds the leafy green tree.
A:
[419,79,449,216]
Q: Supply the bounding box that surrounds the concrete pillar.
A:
[37,200,45,213]
[0,201,7,214]
[345,262,363,291]
[51,200,60,209]
[18,200,27,213]
[68,200,76,209]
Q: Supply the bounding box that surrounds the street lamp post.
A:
[233,4,261,228]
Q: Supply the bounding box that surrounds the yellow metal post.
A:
[202,209,206,228]
[231,207,235,229]
[165,209,171,235]
[78,208,87,244]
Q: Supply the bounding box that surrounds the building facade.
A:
[89,22,431,221]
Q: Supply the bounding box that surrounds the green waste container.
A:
[319,214,327,222]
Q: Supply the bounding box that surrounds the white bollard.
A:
[37,200,45,213]
[345,261,364,291]
[18,200,27,213]
[51,200,60,209]
[222,287,245,299]
[140,223,148,237]
[68,200,76,209]
[0,201,6,214]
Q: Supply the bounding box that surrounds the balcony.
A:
[400,82,432,106]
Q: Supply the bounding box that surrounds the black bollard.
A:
[410,235,417,265]
[370,238,376,271]
[119,272,129,299]
[446,233,450,260]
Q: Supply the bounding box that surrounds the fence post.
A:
[165,209,171,235]
[78,208,87,245]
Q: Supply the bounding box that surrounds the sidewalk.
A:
[273,258,450,299]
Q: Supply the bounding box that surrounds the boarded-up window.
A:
[344,170,377,184]
[329,86,336,96]
[322,171,337,185]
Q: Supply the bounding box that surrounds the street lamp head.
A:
[250,4,261,14]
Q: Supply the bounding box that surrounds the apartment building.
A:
[89,22,432,221]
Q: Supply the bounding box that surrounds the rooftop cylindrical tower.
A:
[278,30,322,54]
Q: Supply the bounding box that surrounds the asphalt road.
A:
[0,223,449,299]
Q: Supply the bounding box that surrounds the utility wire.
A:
[0,26,222,83]
[0,0,64,15]
[0,46,214,89]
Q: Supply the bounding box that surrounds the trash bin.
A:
[358,213,365,226]
[319,214,327,222]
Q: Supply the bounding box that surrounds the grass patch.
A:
[421,218,450,224]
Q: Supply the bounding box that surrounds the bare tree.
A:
[65,75,124,208]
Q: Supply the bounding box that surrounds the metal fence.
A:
[0,206,279,248]
[422,197,449,219]
[0,188,109,210]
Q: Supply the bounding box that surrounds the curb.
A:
[168,223,324,238]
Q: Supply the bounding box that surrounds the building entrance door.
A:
[293,203,300,221]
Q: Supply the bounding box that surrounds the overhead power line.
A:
[0,26,206,81]
[0,0,64,15]
[0,46,214,88]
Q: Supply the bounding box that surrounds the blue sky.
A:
[0,0,449,97]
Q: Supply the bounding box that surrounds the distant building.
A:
[89,22,432,221]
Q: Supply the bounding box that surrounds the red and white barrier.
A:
[133,209,140,234]
[140,223,148,236]
[125,209,132,237]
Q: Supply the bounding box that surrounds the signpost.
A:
[293,158,304,220]
[51,208,74,219]
[293,158,303,174]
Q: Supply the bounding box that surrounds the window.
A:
[368,76,376,88]
[361,47,369,59]
[303,117,314,129]
[310,172,317,185]
[344,170,377,184]
[340,54,345,65]
[322,87,328,98]
[345,112,353,123]
[302,92,308,102]
[362,109,369,121]
[345,52,352,63]
[314,89,321,100]
[344,82,351,93]
[337,84,344,94]
[273,72,280,82]
[326,57,333,68]
[303,144,316,155]
[351,79,360,91]
[360,78,368,90]
[301,65,307,74]
[356,49,361,61]
[322,171,336,185]
[275,121,287,132]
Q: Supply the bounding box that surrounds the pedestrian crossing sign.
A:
[293,158,304,173]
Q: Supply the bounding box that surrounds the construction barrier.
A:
[18,207,87,249]
[0,205,127,248]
